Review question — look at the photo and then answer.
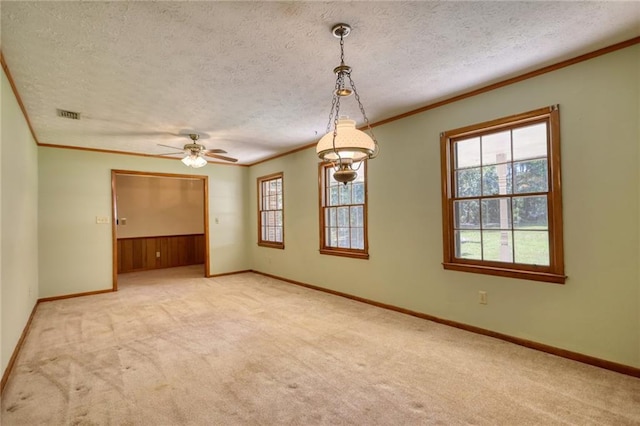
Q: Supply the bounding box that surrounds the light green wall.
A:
[249,45,640,367]
[1,69,39,376]
[38,148,249,297]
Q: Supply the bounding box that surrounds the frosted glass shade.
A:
[182,154,207,168]
[316,118,376,162]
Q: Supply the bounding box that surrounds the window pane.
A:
[351,227,364,250]
[454,230,481,260]
[456,168,481,197]
[269,195,277,209]
[482,230,513,263]
[261,226,266,240]
[275,211,282,227]
[481,198,511,229]
[339,184,352,205]
[482,164,512,196]
[350,206,363,227]
[338,228,350,248]
[326,227,337,247]
[277,194,283,209]
[514,230,549,265]
[514,159,548,193]
[513,196,548,229]
[329,185,339,206]
[455,137,481,168]
[337,207,349,227]
[513,123,547,161]
[454,199,480,229]
[275,227,282,243]
[353,182,365,204]
[482,131,511,165]
[325,208,335,227]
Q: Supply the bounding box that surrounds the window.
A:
[257,172,284,249]
[319,162,368,259]
[440,105,565,283]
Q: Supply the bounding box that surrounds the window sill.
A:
[320,248,369,260]
[258,242,285,250]
[443,262,566,284]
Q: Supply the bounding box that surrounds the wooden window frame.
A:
[257,172,284,249]
[318,162,369,259]
[440,105,565,284]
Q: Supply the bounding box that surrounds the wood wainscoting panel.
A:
[117,234,205,273]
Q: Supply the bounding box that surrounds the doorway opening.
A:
[111,170,210,290]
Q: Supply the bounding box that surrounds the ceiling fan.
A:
[158,133,238,167]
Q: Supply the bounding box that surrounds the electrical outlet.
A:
[479,291,488,305]
[156,251,161,258]
[96,216,110,224]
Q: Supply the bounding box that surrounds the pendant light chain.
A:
[326,31,347,167]
[316,23,379,184]
[330,27,378,159]
[340,26,377,157]
[326,80,340,135]
[348,75,379,157]
[325,31,345,136]
[331,86,343,167]
[325,72,344,167]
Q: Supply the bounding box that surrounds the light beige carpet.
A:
[2,265,639,425]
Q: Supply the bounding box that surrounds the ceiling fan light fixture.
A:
[317,23,379,184]
[158,133,237,167]
[181,153,207,168]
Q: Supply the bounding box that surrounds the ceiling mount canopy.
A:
[316,23,379,184]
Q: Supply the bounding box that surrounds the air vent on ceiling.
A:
[57,109,80,120]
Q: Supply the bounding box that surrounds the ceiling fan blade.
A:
[157,143,185,151]
[203,153,238,163]
[157,151,185,156]
[203,148,227,154]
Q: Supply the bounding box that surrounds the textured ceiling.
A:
[1,1,639,165]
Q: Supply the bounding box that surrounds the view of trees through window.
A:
[452,121,550,265]
[441,105,564,283]
[320,163,368,257]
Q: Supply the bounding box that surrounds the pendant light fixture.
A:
[316,23,379,184]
